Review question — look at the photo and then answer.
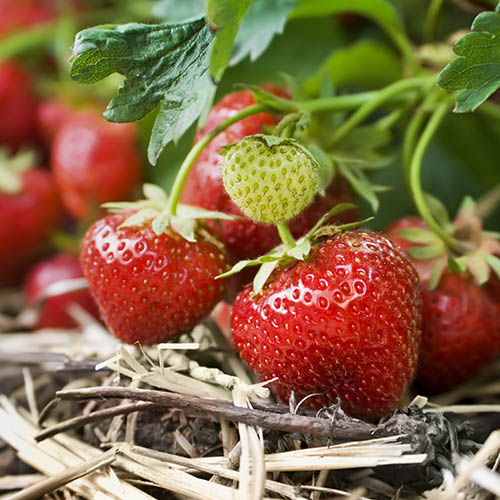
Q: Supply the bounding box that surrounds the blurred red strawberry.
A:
[0,61,39,151]
[24,252,100,329]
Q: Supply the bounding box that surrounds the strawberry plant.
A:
[47,0,500,408]
[4,2,500,498]
[1,0,500,436]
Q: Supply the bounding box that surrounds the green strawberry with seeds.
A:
[222,135,319,224]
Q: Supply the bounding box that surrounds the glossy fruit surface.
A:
[386,216,500,392]
[52,111,142,220]
[181,88,356,263]
[0,168,61,284]
[25,252,99,329]
[81,212,228,344]
[231,231,422,418]
[416,271,500,392]
[0,61,38,150]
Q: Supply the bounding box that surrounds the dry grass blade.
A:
[0,397,156,500]
[0,476,45,491]
[3,448,117,500]
[125,445,297,499]
[451,430,500,494]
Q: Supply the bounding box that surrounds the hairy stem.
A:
[167,103,268,216]
[329,76,435,145]
[277,221,296,249]
[409,99,461,251]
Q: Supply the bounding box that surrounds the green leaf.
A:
[152,0,204,21]
[151,210,171,235]
[291,0,403,31]
[206,0,253,82]
[396,228,440,244]
[486,253,500,280]
[466,254,490,285]
[337,163,379,212]
[245,84,297,113]
[304,202,357,240]
[286,239,311,260]
[120,208,158,228]
[305,41,402,95]
[408,244,445,260]
[253,260,279,295]
[290,0,409,63]
[171,216,197,242]
[70,18,215,165]
[439,9,500,112]
[448,256,468,273]
[307,144,335,192]
[176,204,241,220]
[143,183,168,202]
[230,0,296,66]
[425,194,451,229]
[427,260,447,290]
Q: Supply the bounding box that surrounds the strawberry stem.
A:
[403,92,440,184]
[166,103,269,216]
[277,221,296,250]
[328,76,436,145]
[409,98,462,252]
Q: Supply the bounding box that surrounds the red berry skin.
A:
[24,253,100,329]
[181,89,356,263]
[0,1,54,39]
[0,169,62,285]
[51,111,142,221]
[37,98,73,144]
[0,61,38,151]
[416,272,500,393]
[80,212,228,345]
[231,231,422,418]
[386,217,500,392]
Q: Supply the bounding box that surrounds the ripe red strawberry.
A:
[0,167,62,285]
[24,252,100,329]
[231,231,422,418]
[0,61,38,150]
[181,88,356,263]
[416,271,500,392]
[51,111,142,221]
[386,216,500,392]
[80,211,228,344]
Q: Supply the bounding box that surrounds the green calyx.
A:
[103,183,240,243]
[217,202,368,295]
[0,149,37,195]
[221,134,320,224]
[398,196,500,289]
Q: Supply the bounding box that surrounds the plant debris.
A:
[0,300,500,500]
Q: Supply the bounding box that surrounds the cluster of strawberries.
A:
[80,88,500,419]
[0,52,142,329]
[1,2,498,420]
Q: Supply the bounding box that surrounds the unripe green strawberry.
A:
[222,135,319,224]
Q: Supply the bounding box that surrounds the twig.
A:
[3,447,117,500]
[56,386,379,440]
[36,401,157,442]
